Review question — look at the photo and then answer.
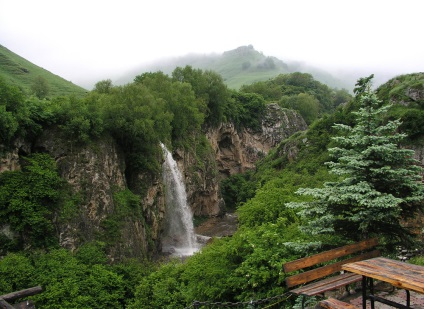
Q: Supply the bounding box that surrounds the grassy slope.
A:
[200,46,289,89]
[0,44,87,97]
[117,46,290,89]
[117,45,351,90]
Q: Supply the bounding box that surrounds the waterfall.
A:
[160,143,200,257]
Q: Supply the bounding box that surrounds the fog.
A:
[1,0,423,89]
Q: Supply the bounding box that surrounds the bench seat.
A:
[319,298,360,309]
[291,272,361,296]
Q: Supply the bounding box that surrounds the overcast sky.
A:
[1,0,423,89]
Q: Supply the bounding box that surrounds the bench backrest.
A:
[284,238,380,288]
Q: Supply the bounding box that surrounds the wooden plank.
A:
[292,273,362,296]
[342,257,424,293]
[285,249,380,288]
[283,238,378,273]
[319,298,359,309]
[0,298,15,309]
[0,286,43,302]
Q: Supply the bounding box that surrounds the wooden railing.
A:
[0,286,42,309]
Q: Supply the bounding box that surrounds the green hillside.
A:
[118,45,351,90]
[0,44,87,97]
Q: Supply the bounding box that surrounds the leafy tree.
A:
[135,71,205,145]
[332,88,352,107]
[50,95,104,143]
[241,73,340,114]
[31,75,50,99]
[172,66,230,126]
[279,93,320,124]
[0,77,26,143]
[102,82,172,174]
[287,75,424,244]
[0,104,18,144]
[0,253,35,294]
[230,92,266,130]
[94,79,113,94]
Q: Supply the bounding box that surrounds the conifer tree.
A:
[288,75,424,243]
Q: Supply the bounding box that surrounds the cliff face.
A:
[1,130,165,260]
[0,104,307,259]
[182,104,307,216]
[206,104,307,176]
[38,132,165,260]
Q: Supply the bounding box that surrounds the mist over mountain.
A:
[115,45,395,92]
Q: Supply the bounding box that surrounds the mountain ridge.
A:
[116,45,353,91]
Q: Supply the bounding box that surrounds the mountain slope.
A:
[117,45,351,90]
[0,44,87,97]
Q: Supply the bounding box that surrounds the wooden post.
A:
[0,286,42,302]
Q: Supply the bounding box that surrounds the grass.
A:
[0,44,87,97]
[202,47,289,89]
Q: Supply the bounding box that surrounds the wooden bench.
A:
[319,298,359,309]
[283,238,380,307]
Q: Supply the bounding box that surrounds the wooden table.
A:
[342,257,424,309]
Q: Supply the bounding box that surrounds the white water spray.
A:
[160,143,200,257]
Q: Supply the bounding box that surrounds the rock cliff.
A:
[206,104,307,176]
[0,104,307,259]
[179,104,307,217]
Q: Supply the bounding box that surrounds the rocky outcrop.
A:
[165,104,307,217]
[0,104,307,259]
[206,104,307,176]
[169,146,223,217]
[0,130,165,260]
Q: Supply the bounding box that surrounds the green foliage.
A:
[241,72,345,114]
[102,82,172,173]
[237,178,299,228]
[0,153,63,250]
[375,73,424,140]
[0,77,56,144]
[99,189,144,247]
[288,75,424,243]
[0,253,35,294]
[220,172,257,211]
[172,66,230,126]
[0,248,142,309]
[0,104,18,143]
[93,79,113,94]
[74,242,108,266]
[229,91,266,130]
[129,222,323,307]
[129,261,186,309]
[376,72,424,107]
[279,93,320,124]
[409,255,424,266]
[0,76,25,142]
[31,75,50,99]
[135,71,205,145]
[32,249,125,309]
[51,95,104,143]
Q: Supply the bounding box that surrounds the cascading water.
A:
[160,143,200,257]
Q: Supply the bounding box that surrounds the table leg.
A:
[362,276,367,309]
[406,290,410,308]
[369,278,375,309]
